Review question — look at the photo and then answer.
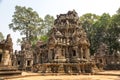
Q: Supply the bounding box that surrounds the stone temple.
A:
[1,10,120,77]
[31,10,95,74]
[0,34,21,76]
[12,10,95,74]
[47,10,90,63]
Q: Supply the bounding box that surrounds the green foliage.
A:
[9,5,43,44]
[41,14,54,35]
[116,7,120,14]
[80,11,120,55]
[16,38,21,45]
[9,6,55,47]
[92,13,111,54]
[93,13,111,42]
[0,32,4,41]
[40,35,48,42]
[80,13,99,54]
[79,12,119,55]
[80,13,99,32]
[107,12,120,53]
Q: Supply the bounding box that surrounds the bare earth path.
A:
[4,71,120,80]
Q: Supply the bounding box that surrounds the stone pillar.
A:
[79,47,83,59]
[85,48,90,60]
[31,60,33,66]
[48,49,54,62]
[75,47,79,58]
[2,50,12,66]
[65,47,69,62]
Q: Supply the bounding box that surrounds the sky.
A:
[0,0,120,51]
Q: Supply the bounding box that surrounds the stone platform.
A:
[0,71,21,77]
[38,62,96,74]
[0,65,22,77]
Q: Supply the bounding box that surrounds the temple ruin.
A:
[47,10,90,62]
[94,42,108,71]
[94,42,120,70]
[12,10,95,74]
[12,38,34,71]
[0,34,21,76]
[2,10,119,76]
[31,10,95,74]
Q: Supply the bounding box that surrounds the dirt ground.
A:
[4,71,120,80]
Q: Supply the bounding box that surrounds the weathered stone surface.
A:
[47,10,90,63]
[0,34,13,66]
[15,39,33,71]
[13,10,98,74]
[0,34,21,76]
[37,10,93,74]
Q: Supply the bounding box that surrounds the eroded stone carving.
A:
[0,34,13,66]
[94,42,108,71]
[47,10,90,63]
[38,10,94,73]
[14,10,99,74]
[0,34,21,76]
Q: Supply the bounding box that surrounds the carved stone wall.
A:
[0,34,13,66]
[14,40,34,71]
[94,43,108,64]
[47,10,90,63]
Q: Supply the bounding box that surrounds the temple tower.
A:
[47,10,90,63]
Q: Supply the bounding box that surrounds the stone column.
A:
[48,49,53,62]
[79,47,83,59]
[85,48,90,60]
[2,50,12,66]
[65,46,69,62]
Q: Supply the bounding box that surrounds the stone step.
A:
[0,71,21,77]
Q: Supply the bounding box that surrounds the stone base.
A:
[0,65,17,71]
[0,71,21,77]
[0,65,22,76]
[40,62,95,74]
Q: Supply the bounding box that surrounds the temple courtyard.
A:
[3,70,120,80]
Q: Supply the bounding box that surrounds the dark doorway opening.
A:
[99,59,102,63]
[18,61,20,65]
[72,50,76,56]
[27,60,31,66]
[0,54,2,62]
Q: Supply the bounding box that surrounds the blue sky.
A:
[0,0,120,50]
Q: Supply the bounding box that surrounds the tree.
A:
[80,11,120,55]
[107,9,120,53]
[116,7,120,14]
[80,13,99,33]
[0,32,4,41]
[9,6,43,44]
[80,13,99,54]
[41,15,54,35]
[44,14,54,32]
[93,13,111,42]
[40,14,54,42]
[92,13,111,54]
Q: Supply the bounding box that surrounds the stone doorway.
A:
[27,60,31,66]
[72,50,76,56]
[0,54,2,63]
[18,61,21,65]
